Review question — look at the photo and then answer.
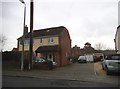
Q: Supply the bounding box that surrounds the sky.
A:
[0,0,119,51]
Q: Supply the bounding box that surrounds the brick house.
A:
[17,26,71,66]
[71,45,81,61]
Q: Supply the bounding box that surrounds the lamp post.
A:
[29,0,34,70]
[19,0,26,71]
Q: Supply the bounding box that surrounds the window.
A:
[40,38,43,44]
[20,39,33,45]
[48,37,54,43]
[111,55,120,60]
[24,39,30,45]
[19,39,23,45]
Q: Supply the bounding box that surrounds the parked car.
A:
[32,57,57,70]
[52,61,57,67]
[100,58,104,62]
[47,58,57,67]
[78,56,87,63]
[102,54,120,75]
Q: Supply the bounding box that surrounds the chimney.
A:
[24,25,28,35]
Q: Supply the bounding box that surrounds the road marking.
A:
[94,71,97,76]
[94,63,98,76]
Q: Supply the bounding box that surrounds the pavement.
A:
[2,62,120,85]
[94,62,106,75]
[3,63,95,81]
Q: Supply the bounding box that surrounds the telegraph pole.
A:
[19,0,26,71]
[29,0,34,70]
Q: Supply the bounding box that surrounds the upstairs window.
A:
[40,38,43,44]
[24,39,30,45]
[20,39,34,45]
[19,39,23,45]
[48,37,54,43]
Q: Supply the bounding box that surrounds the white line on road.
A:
[94,63,97,76]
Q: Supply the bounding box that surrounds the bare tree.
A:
[0,34,7,52]
[94,43,107,50]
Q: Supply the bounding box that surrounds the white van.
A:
[78,56,87,63]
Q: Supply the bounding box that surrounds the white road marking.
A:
[94,63,97,76]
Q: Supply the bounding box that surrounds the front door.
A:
[47,53,54,61]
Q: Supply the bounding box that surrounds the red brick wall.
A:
[59,28,71,66]
[54,52,61,66]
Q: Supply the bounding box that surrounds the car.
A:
[47,58,57,67]
[102,54,120,75]
[32,57,57,69]
[52,61,57,67]
[78,56,87,63]
[34,57,46,63]
[100,58,104,62]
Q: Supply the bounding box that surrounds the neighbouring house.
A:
[82,42,96,62]
[82,42,95,55]
[71,45,81,62]
[17,26,71,67]
[71,43,96,62]
[114,25,120,54]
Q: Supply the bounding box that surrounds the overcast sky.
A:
[0,0,119,51]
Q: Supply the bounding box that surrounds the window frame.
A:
[48,37,54,43]
[40,38,43,44]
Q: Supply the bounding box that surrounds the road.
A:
[2,75,119,87]
[2,62,120,87]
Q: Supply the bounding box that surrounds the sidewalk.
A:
[3,68,75,80]
[94,62,106,75]
[3,63,96,81]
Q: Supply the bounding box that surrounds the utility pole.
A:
[19,0,26,71]
[29,0,34,70]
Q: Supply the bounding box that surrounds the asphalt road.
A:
[2,62,120,87]
[2,75,119,87]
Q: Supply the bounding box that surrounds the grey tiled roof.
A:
[18,26,66,39]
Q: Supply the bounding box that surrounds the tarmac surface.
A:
[2,62,120,87]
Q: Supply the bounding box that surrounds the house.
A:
[71,45,81,62]
[17,26,71,66]
[82,42,95,54]
[114,25,120,54]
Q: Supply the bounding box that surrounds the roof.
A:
[18,26,67,39]
[35,45,60,53]
[84,42,91,46]
[114,25,120,41]
[117,25,120,29]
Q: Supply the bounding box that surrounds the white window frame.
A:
[40,38,43,44]
[48,37,54,43]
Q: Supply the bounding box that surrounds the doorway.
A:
[46,53,54,61]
